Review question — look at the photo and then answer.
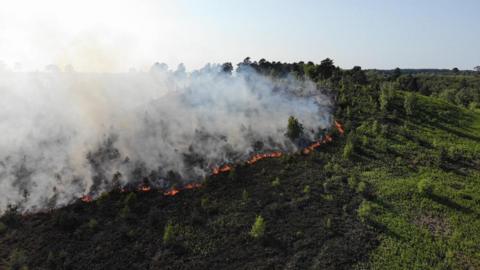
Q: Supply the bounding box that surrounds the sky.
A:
[0,0,478,72]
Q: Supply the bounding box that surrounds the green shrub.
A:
[271,177,280,187]
[163,222,175,245]
[303,185,311,194]
[404,92,417,116]
[124,192,137,206]
[357,200,375,222]
[0,221,7,235]
[87,219,98,230]
[242,189,249,201]
[343,140,354,159]
[119,205,131,219]
[286,116,304,140]
[417,178,434,196]
[249,215,266,238]
[5,249,28,270]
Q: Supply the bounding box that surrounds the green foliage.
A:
[0,221,7,235]
[357,200,375,223]
[303,185,311,194]
[380,83,395,111]
[163,222,176,245]
[249,215,266,239]
[404,92,417,116]
[343,140,354,159]
[242,189,249,201]
[417,178,434,196]
[271,177,280,187]
[4,249,28,270]
[87,219,98,230]
[124,192,137,206]
[286,116,303,140]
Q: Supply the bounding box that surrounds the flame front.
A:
[80,120,345,202]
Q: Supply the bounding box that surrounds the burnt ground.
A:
[0,143,377,270]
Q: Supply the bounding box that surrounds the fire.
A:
[247,151,282,165]
[184,183,202,189]
[335,120,345,135]
[137,184,151,192]
[81,195,93,203]
[79,120,345,202]
[212,164,232,175]
[164,188,180,196]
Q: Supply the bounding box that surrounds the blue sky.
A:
[0,0,478,71]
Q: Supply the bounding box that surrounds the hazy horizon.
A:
[0,0,479,72]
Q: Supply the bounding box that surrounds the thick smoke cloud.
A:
[0,64,331,212]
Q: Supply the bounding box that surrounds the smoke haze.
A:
[0,64,332,212]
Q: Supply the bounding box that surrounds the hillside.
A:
[1,64,480,269]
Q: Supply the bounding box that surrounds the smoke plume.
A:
[0,64,332,212]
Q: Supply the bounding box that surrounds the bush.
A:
[271,177,280,187]
[357,200,375,222]
[0,221,7,235]
[343,140,354,159]
[163,222,175,245]
[5,249,28,270]
[404,92,417,116]
[303,185,311,194]
[124,192,137,207]
[54,211,79,231]
[249,215,266,238]
[286,116,304,140]
[417,178,434,196]
[87,219,98,230]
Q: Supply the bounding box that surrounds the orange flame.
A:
[213,164,232,175]
[335,120,344,135]
[137,184,151,192]
[164,188,180,196]
[247,151,282,165]
[81,195,93,203]
[79,120,345,201]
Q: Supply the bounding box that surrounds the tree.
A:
[391,67,401,81]
[249,215,265,238]
[318,58,335,79]
[404,92,417,116]
[452,67,459,73]
[351,66,367,84]
[474,66,480,73]
[380,83,395,111]
[286,116,303,140]
[221,62,233,75]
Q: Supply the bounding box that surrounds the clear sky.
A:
[0,0,478,72]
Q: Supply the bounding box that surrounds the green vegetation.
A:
[1,58,479,269]
[286,116,303,140]
[249,215,266,239]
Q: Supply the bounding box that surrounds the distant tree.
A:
[404,92,418,116]
[474,66,480,73]
[286,116,304,140]
[318,58,335,79]
[351,66,367,84]
[221,62,233,75]
[391,67,402,81]
[452,67,459,73]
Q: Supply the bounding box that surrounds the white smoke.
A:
[0,64,332,212]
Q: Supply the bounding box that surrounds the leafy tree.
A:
[474,66,480,73]
[404,92,417,116]
[286,116,304,140]
[391,67,402,81]
[249,215,266,238]
[351,66,367,84]
[380,83,395,111]
[452,67,459,73]
[318,58,335,79]
[221,62,233,75]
